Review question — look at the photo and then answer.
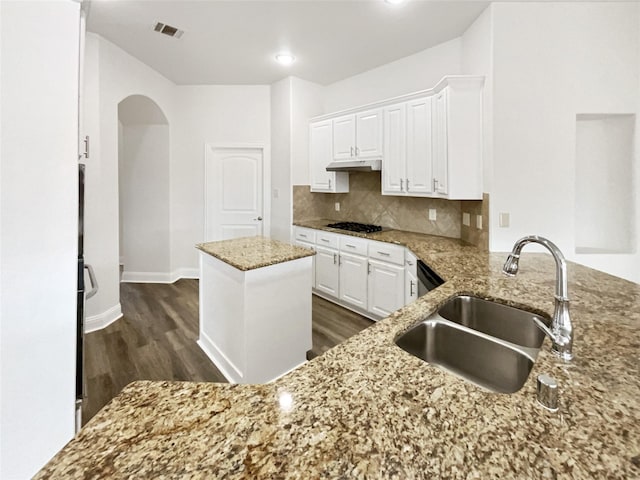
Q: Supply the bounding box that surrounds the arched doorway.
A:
[117,95,170,282]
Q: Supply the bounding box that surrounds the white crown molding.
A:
[85,303,122,333]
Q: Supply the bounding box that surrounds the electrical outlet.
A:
[335,202,340,212]
[499,212,510,228]
[428,209,437,221]
[476,214,483,230]
[462,212,470,226]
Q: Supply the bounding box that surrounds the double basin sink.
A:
[395,295,550,393]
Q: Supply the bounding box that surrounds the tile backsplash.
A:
[293,173,489,250]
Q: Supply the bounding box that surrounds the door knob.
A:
[254,216,263,221]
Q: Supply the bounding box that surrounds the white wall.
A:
[489,2,639,283]
[83,33,175,327]
[0,2,79,477]
[119,124,171,276]
[291,77,324,186]
[171,85,271,270]
[270,77,292,242]
[323,37,462,112]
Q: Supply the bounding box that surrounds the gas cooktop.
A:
[326,222,383,233]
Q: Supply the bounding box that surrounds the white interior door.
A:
[205,147,264,241]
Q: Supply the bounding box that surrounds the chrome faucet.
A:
[503,235,573,361]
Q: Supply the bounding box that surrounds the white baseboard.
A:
[197,333,241,384]
[85,303,122,333]
[121,268,200,284]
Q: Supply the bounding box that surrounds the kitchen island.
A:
[196,236,315,384]
[35,225,640,479]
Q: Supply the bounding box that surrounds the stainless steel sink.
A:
[437,295,549,349]
[395,296,550,393]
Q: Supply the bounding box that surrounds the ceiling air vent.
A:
[153,22,184,39]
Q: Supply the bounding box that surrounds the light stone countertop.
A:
[196,236,314,271]
[36,224,640,479]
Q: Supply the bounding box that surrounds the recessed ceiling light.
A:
[275,53,295,66]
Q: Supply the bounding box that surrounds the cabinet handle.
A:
[367,262,371,274]
[350,146,354,157]
[406,260,414,266]
[83,135,90,159]
[406,178,410,191]
[345,244,356,248]
[433,178,438,191]
[355,146,359,156]
[410,280,415,297]
[328,178,332,189]
[300,234,307,238]
[333,253,337,264]
[400,178,404,191]
[321,238,330,243]
[377,251,390,256]
[338,254,342,266]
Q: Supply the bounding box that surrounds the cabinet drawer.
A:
[295,227,316,243]
[368,241,405,266]
[316,231,339,249]
[339,236,368,256]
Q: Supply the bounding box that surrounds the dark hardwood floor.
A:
[83,280,373,423]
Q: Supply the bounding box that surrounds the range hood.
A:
[325,159,382,172]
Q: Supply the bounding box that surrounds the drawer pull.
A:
[345,244,356,248]
[300,233,307,238]
[321,238,330,243]
[377,251,391,256]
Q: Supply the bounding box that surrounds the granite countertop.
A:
[37,226,640,479]
[196,236,314,271]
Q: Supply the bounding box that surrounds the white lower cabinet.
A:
[295,226,421,320]
[367,259,405,317]
[338,252,368,309]
[314,245,339,297]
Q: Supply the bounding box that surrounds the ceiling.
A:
[87,0,489,86]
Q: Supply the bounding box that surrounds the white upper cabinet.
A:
[405,97,434,195]
[356,109,383,159]
[382,103,406,194]
[382,97,434,197]
[309,119,349,193]
[332,109,383,161]
[310,75,483,199]
[432,78,483,200]
[333,115,356,160]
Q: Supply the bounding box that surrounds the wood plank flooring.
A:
[83,280,373,423]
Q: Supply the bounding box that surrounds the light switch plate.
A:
[476,215,483,230]
[335,202,340,212]
[499,212,510,228]
[428,209,437,221]
[462,212,470,226]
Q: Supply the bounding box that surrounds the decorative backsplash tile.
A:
[293,173,489,250]
[293,173,462,238]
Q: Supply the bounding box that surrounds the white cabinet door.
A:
[338,252,368,309]
[382,103,406,195]
[356,109,383,159]
[310,120,348,193]
[433,89,449,196]
[333,115,356,160]
[406,97,434,195]
[368,259,405,317]
[315,245,339,297]
[295,240,316,289]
